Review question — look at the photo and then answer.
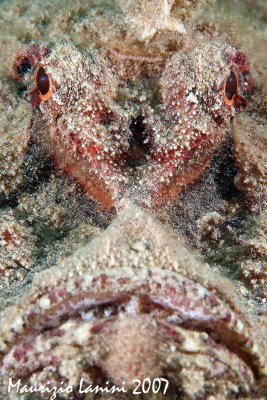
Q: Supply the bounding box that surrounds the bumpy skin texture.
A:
[26,40,249,210]
[0,80,32,198]
[141,41,248,205]
[0,207,266,399]
[0,211,36,287]
[233,112,267,212]
[28,41,130,209]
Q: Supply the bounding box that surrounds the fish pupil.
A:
[225,71,238,100]
[36,67,50,95]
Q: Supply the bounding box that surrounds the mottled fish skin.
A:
[0,207,266,399]
[27,41,130,210]
[26,40,249,210]
[143,41,249,206]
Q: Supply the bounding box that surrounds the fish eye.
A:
[223,70,238,106]
[35,66,52,100]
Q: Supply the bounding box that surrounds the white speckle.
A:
[186,92,198,104]
[236,319,244,333]
[11,315,24,333]
[81,310,94,321]
[39,297,51,310]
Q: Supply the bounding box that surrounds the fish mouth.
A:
[1,268,264,391]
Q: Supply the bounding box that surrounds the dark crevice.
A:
[0,192,19,209]
[213,140,241,200]
[126,115,151,167]
[21,139,55,194]
[17,83,28,96]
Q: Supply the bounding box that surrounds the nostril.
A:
[15,58,31,78]
[126,115,151,167]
